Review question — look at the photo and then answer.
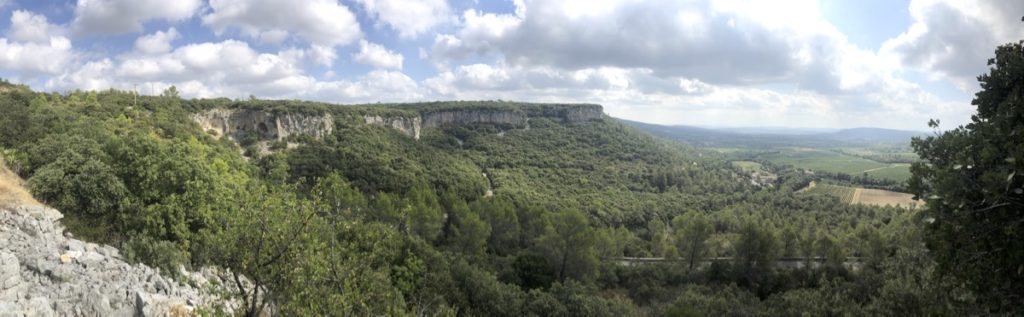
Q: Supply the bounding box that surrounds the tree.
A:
[672,212,712,271]
[203,185,319,317]
[732,221,779,287]
[446,198,491,258]
[405,183,444,242]
[161,85,179,98]
[474,197,520,256]
[909,40,1024,311]
[648,218,677,259]
[535,209,599,282]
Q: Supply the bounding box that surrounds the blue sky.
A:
[0,0,1021,129]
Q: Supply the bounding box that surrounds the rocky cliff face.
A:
[421,109,528,129]
[0,204,241,316]
[556,105,604,122]
[197,104,603,141]
[193,109,333,141]
[363,115,422,139]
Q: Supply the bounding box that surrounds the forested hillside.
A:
[0,81,980,315]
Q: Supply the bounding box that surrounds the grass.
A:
[864,164,912,182]
[0,159,39,208]
[731,161,763,172]
[754,148,910,182]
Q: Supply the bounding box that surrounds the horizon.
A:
[1,0,1021,129]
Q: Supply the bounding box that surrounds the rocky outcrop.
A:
[193,108,333,141]
[422,109,527,129]
[363,115,422,139]
[555,105,603,122]
[0,204,241,316]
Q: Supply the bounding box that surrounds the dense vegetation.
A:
[0,74,997,315]
[909,40,1024,313]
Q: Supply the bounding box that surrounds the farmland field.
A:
[754,148,911,182]
[731,160,763,172]
[854,188,919,208]
[802,183,919,208]
[805,183,856,203]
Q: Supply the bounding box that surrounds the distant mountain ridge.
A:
[619,119,925,148]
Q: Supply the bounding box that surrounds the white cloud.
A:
[202,0,362,47]
[356,0,451,38]
[313,70,421,102]
[43,38,421,104]
[9,10,63,43]
[72,0,202,34]
[134,28,179,55]
[430,0,859,93]
[309,44,337,67]
[0,37,74,76]
[880,0,1024,90]
[352,40,403,69]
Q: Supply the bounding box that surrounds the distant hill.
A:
[824,127,925,143]
[620,119,925,148]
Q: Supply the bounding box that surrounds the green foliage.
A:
[909,40,1024,312]
[536,209,599,283]
[673,211,712,271]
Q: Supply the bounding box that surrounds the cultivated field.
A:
[755,148,912,182]
[803,183,919,209]
[731,160,763,172]
[806,183,856,203]
[853,188,919,208]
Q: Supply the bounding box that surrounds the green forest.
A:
[2,41,1023,316]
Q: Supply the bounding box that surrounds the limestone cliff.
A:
[363,115,422,139]
[422,109,528,129]
[193,108,333,141]
[195,104,604,141]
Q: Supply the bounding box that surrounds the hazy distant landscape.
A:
[1,0,1022,316]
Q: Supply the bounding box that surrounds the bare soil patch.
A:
[852,188,918,209]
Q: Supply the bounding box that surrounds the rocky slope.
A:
[0,203,239,316]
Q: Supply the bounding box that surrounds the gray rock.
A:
[84,290,113,316]
[66,239,85,252]
[0,252,18,284]
[1,204,243,315]
[77,251,105,265]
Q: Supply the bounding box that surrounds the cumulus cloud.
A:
[1,11,73,76]
[72,0,202,34]
[355,0,451,37]
[431,0,860,93]
[314,70,422,102]
[9,10,63,43]
[0,37,75,76]
[44,38,421,103]
[352,40,403,69]
[880,0,1024,90]
[202,0,362,47]
[134,28,179,55]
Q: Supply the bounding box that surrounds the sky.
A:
[0,0,1021,129]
